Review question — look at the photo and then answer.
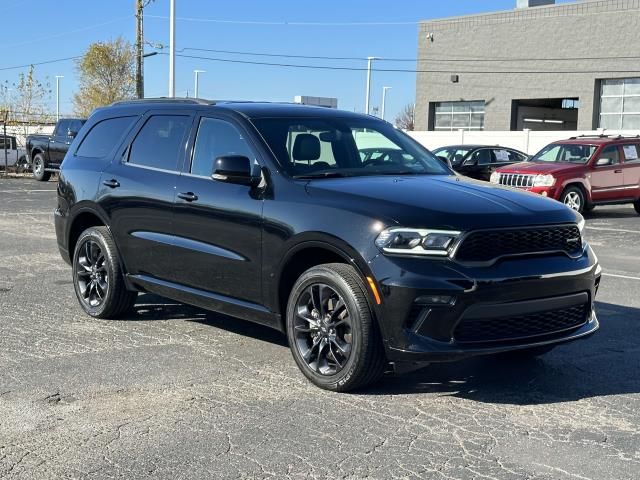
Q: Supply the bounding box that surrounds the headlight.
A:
[533,174,555,187]
[490,171,501,184]
[375,228,461,256]
[577,214,586,245]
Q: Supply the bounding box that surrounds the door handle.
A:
[102,179,120,188]
[177,192,198,202]
[614,169,623,173]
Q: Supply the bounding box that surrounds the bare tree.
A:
[73,37,136,117]
[0,66,54,146]
[395,103,416,131]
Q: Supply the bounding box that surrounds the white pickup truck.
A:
[0,135,28,171]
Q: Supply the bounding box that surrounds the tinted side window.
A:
[55,120,70,137]
[597,145,620,165]
[191,118,254,177]
[128,115,190,171]
[68,119,85,134]
[492,149,514,164]
[472,149,492,165]
[76,116,137,158]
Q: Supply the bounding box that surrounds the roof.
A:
[107,98,371,120]
[553,135,640,145]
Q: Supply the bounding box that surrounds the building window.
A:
[434,101,485,131]
[599,78,640,130]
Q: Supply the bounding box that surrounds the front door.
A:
[98,112,193,280]
[170,115,264,303]
[590,145,625,201]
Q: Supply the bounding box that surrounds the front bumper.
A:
[369,245,600,363]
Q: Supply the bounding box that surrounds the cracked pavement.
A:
[0,177,639,479]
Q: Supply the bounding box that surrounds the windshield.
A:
[432,147,472,166]
[530,143,597,164]
[251,117,451,178]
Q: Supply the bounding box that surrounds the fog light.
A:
[541,191,548,197]
[415,295,455,306]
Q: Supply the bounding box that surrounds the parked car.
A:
[491,135,640,214]
[0,135,28,172]
[26,118,85,181]
[55,99,599,392]
[432,145,528,181]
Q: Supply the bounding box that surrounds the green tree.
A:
[73,37,135,117]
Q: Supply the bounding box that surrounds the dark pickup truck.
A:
[26,118,85,181]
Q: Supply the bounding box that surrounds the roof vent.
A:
[517,0,555,7]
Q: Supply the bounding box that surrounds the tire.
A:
[32,153,51,182]
[560,186,585,213]
[634,199,640,215]
[286,263,385,392]
[72,226,137,319]
[583,204,596,213]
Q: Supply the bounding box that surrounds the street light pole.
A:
[194,70,205,98]
[55,76,63,121]
[381,86,392,121]
[168,0,175,97]
[365,56,380,115]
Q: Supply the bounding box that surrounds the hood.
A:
[496,161,585,175]
[304,174,577,230]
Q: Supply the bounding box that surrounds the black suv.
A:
[55,99,600,391]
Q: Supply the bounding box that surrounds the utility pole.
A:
[193,70,205,98]
[365,57,380,115]
[55,76,63,121]
[381,86,392,121]
[135,0,144,98]
[168,0,175,97]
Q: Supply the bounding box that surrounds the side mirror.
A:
[595,157,613,166]
[462,157,477,167]
[68,130,78,139]
[212,155,260,186]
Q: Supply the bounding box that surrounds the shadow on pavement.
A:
[364,301,640,404]
[126,293,288,347]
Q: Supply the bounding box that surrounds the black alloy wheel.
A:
[293,283,353,376]
[76,239,109,309]
[286,263,385,392]
[73,227,137,319]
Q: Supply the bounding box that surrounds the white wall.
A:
[408,129,640,155]
[2,125,55,148]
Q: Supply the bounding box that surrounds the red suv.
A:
[490,135,640,214]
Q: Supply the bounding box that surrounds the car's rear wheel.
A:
[561,186,585,213]
[72,226,137,319]
[32,154,51,182]
[286,263,385,392]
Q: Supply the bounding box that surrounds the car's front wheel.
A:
[32,154,51,182]
[72,226,137,319]
[286,263,385,392]
[634,199,640,215]
[561,186,585,213]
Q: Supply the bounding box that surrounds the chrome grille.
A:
[498,173,535,188]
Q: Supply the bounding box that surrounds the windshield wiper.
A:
[293,171,353,179]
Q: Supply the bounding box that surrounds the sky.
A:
[0,0,574,121]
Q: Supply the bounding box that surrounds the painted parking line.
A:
[0,189,56,193]
[602,272,640,281]
[586,226,640,234]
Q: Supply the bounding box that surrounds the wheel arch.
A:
[274,236,378,331]
[560,180,591,205]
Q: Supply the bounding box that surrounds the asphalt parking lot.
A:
[0,177,639,479]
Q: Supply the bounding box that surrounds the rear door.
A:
[620,143,640,199]
[590,145,625,201]
[99,111,194,280]
[170,114,263,303]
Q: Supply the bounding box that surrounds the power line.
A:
[167,52,640,74]
[0,56,82,72]
[165,46,640,64]
[146,14,418,26]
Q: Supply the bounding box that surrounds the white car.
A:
[0,135,28,170]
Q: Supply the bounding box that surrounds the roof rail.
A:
[111,97,215,106]
[569,133,640,140]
